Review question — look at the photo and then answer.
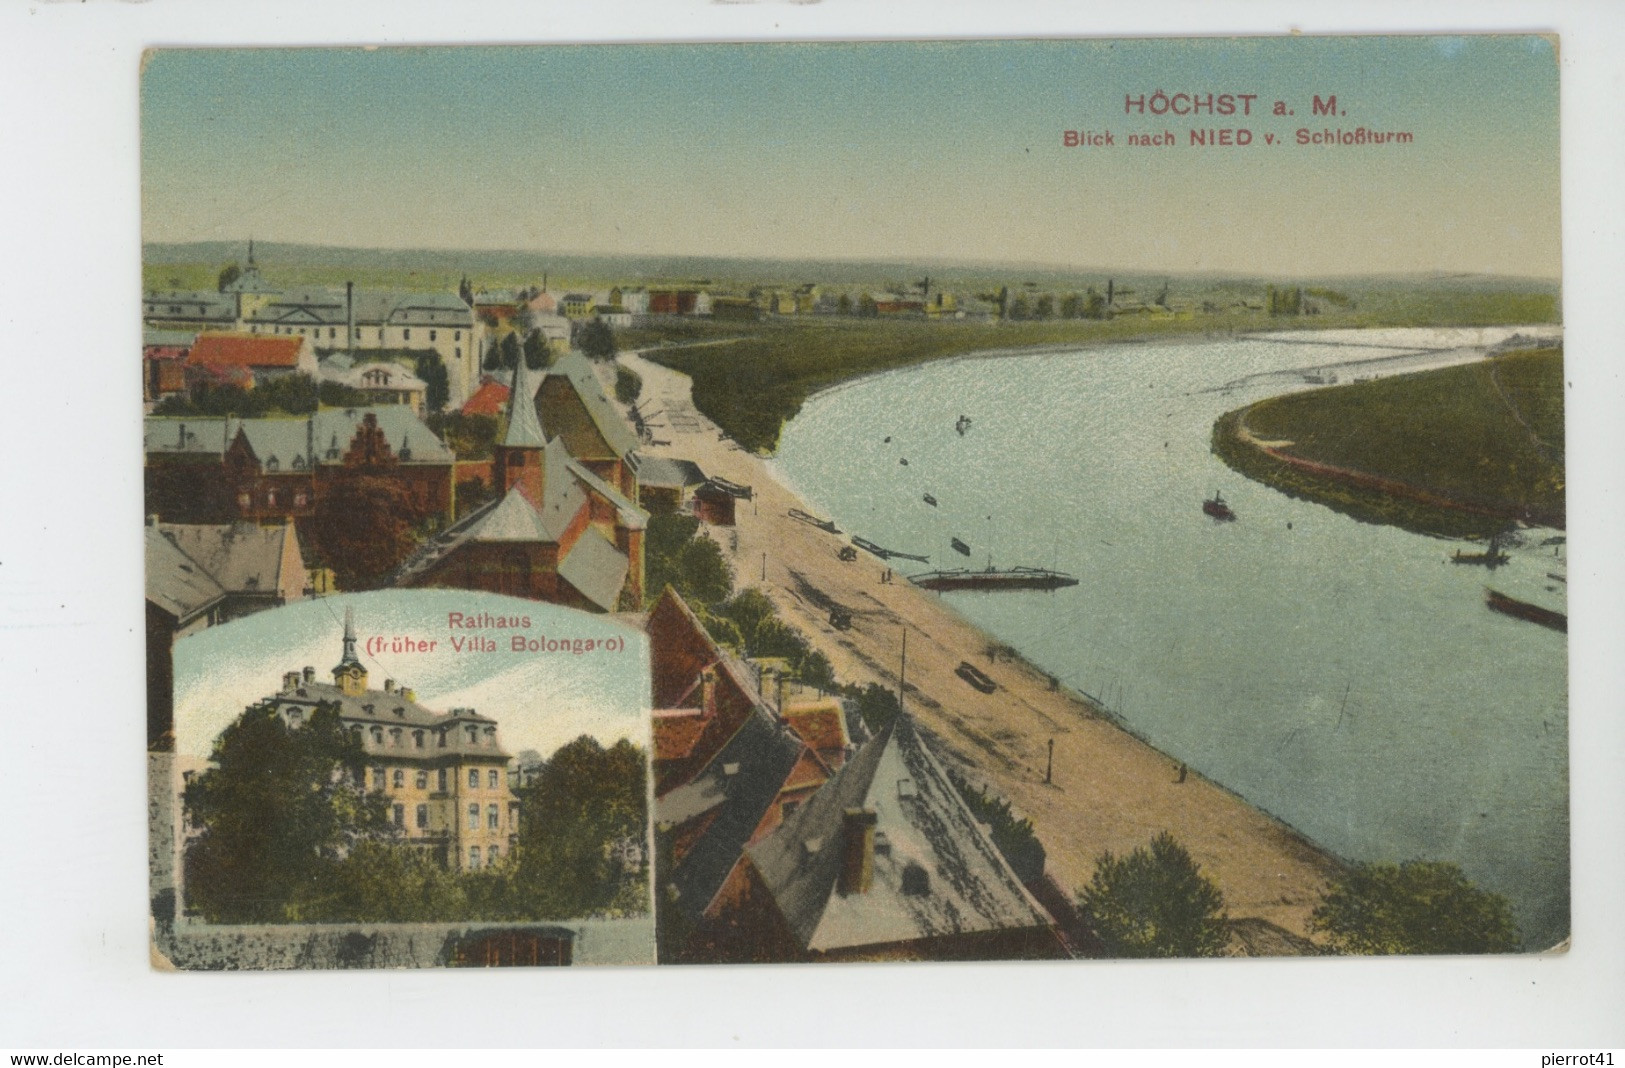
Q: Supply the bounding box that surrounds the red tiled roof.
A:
[780,747,833,793]
[461,378,511,417]
[653,712,709,763]
[784,701,849,754]
[188,332,305,369]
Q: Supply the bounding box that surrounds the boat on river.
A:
[1485,588,1566,633]
[955,661,996,693]
[1203,491,1237,521]
[956,414,972,436]
[1452,531,1509,569]
[950,537,971,556]
[909,565,1079,592]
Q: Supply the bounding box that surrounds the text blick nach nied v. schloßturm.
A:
[362,612,629,658]
[1062,92,1414,150]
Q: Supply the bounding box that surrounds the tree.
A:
[507,736,649,919]
[183,699,391,923]
[1060,293,1083,319]
[522,329,549,370]
[847,682,901,734]
[1079,832,1229,958]
[217,263,241,292]
[1311,861,1520,955]
[1008,294,1031,320]
[318,380,371,409]
[499,331,522,370]
[308,475,420,590]
[414,351,450,412]
[1033,294,1055,319]
[578,319,618,361]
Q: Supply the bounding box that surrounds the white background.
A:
[0,0,1620,1049]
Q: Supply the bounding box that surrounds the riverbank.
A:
[623,350,1346,942]
[1212,347,1565,539]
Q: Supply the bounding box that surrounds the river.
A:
[772,327,1568,949]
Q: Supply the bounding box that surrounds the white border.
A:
[1,0,1620,1048]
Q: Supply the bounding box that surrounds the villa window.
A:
[370,727,383,745]
[415,770,428,790]
[238,492,250,509]
[467,804,479,830]
[392,768,404,789]
[403,328,411,341]
[468,769,479,790]
[389,728,402,747]
[393,804,404,828]
[414,730,424,749]
[487,845,498,863]
[488,770,499,789]
[429,330,437,341]
[416,804,428,829]
[466,726,478,745]
[487,804,499,830]
[287,708,303,726]
[266,489,277,508]
[469,847,481,870]
[372,766,385,789]
[437,768,448,792]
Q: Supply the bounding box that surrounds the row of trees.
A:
[181,700,648,925]
[1078,831,1521,958]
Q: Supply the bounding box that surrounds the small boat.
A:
[709,476,753,500]
[910,565,1080,593]
[956,414,972,436]
[1203,491,1237,521]
[956,661,996,694]
[950,537,971,556]
[788,508,839,534]
[1485,588,1566,632]
[1451,531,1509,569]
[899,458,909,466]
[852,536,930,564]
[923,493,937,507]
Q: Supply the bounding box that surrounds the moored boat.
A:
[950,537,971,556]
[909,565,1079,592]
[1485,588,1566,633]
[956,661,996,693]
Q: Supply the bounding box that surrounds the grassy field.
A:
[1212,348,1565,539]
[630,285,1558,453]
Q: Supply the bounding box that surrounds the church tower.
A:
[493,351,548,502]
[332,606,368,696]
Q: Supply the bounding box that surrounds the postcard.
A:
[142,35,1563,968]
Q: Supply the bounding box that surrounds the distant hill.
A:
[141,240,1560,296]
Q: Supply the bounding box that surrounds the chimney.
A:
[384,679,395,693]
[346,281,355,349]
[283,671,300,692]
[700,668,717,718]
[303,666,315,683]
[401,687,415,703]
[838,807,879,895]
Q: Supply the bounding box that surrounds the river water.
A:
[773,329,1568,949]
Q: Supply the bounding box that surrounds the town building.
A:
[729,714,1068,962]
[143,289,239,331]
[460,375,511,418]
[187,332,318,387]
[645,588,842,961]
[264,609,519,872]
[143,328,196,403]
[242,284,482,406]
[144,406,457,527]
[388,354,648,612]
[319,354,429,415]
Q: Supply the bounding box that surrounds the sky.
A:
[141,36,1560,278]
[173,589,650,762]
